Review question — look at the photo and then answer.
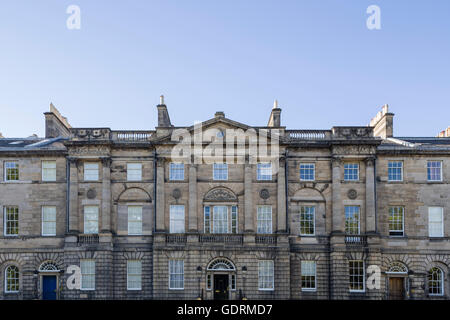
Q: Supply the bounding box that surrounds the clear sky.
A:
[0,0,449,138]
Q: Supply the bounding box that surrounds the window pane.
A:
[345,206,360,235]
[257,206,272,234]
[81,260,95,290]
[5,161,19,181]
[428,267,443,295]
[301,261,316,290]
[127,163,142,181]
[42,206,56,236]
[42,161,56,181]
[4,206,19,236]
[388,161,403,181]
[258,260,274,290]
[5,266,19,292]
[344,163,359,181]
[84,206,98,234]
[300,206,315,235]
[257,163,272,181]
[204,206,211,233]
[427,161,442,181]
[169,163,184,181]
[389,207,404,236]
[429,207,443,237]
[84,163,99,181]
[213,163,228,180]
[300,163,315,181]
[127,260,142,290]
[170,205,185,233]
[169,260,184,289]
[213,206,228,233]
[128,206,143,235]
[349,260,364,292]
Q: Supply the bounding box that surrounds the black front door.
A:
[214,274,229,300]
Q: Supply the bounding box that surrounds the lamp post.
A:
[196,266,202,300]
[242,266,247,300]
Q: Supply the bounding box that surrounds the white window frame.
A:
[345,206,360,235]
[42,160,56,182]
[80,259,95,291]
[258,260,274,291]
[428,267,444,296]
[257,162,272,181]
[427,161,443,182]
[169,260,184,290]
[83,162,99,181]
[388,206,404,237]
[204,206,211,233]
[128,206,143,235]
[169,163,185,181]
[127,260,142,291]
[4,265,19,293]
[300,206,315,236]
[213,163,228,181]
[300,163,315,181]
[4,161,19,182]
[257,206,272,234]
[127,163,142,181]
[213,206,228,233]
[301,261,317,292]
[169,205,185,233]
[344,163,359,181]
[4,206,19,237]
[42,206,57,236]
[428,207,444,238]
[83,206,99,234]
[388,161,403,182]
[349,260,365,293]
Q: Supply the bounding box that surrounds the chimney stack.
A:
[156,95,172,127]
[437,127,450,138]
[369,104,394,139]
[44,103,72,138]
[267,99,281,127]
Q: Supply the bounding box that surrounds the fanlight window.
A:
[388,262,408,274]
[207,259,235,271]
[39,262,60,272]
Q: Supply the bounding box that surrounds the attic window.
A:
[216,130,224,138]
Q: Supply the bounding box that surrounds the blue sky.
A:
[0,0,449,137]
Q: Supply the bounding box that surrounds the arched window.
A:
[428,267,444,296]
[207,258,236,271]
[39,262,59,272]
[388,262,408,274]
[5,265,19,293]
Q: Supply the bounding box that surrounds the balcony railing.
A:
[199,234,243,244]
[166,234,187,244]
[77,234,99,246]
[345,235,367,246]
[111,131,154,142]
[255,235,277,244]
[286,130,331,141]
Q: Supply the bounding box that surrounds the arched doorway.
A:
[386,262,409,300]
[206,258,236,300]
[38,261,61,300]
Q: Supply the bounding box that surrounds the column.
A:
[331,157,343,233]
[277,158,286,233]
[101,157,111,233]
[365,157,376,233]
[188,164,198,232]
[244,160,254,232]
[68,158,79,233]
[156,158,165,232]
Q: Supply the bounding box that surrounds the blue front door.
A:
[42,275,57,300]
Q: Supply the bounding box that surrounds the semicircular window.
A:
[207,258,235,271]
[39,262,60,272]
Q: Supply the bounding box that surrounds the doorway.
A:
[42,275,57,300]
[214,274,229,300]
[389,277,405,300]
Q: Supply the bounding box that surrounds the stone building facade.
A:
[0,100,449,300]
